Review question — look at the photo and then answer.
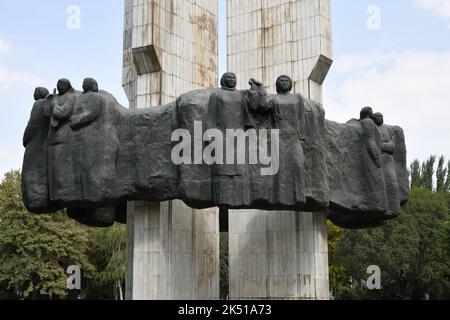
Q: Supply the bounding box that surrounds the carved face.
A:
[33,87,49,101]
[221,73,237,89]
[57,80,72,95]
[34,88,42,101]
[276,76,292,94]
[373,113,384,126]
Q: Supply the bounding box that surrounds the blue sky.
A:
[1,0,450,175]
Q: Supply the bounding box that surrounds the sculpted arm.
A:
[53,101,74,121]
[23,121,36,147]
[361,119,381,168]
[71,99,102,130]
[23,103,41,147]
[381,128,396,155]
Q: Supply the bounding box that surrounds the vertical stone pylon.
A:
[122,0,220,300]
[227,0,333,299]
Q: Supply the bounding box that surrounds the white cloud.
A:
[0,65,42,88]
[0,38,11,56]
[414,0,450,26]
[324,51,450,164]
[0,39,42,88]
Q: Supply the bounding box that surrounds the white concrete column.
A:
[229,210,328,299]
[227,0,333,300]
[123,0,220,300]
[126,201,219,300]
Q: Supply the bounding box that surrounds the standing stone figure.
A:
[208,72,248,204]
[21,78,410,228]
[374,112,401,217]
[70,78,116,203]
[263,75,306,207]
[22,87,58,212]
[357,107,385,212]
[48,79,80,204]
[359,107,381,168]
[220,72,237,91]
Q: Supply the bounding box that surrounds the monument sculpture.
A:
[18,0,409,301]
[22,75,410,229]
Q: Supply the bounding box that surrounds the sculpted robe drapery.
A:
[22,97,58,213]
[48,89,80,204]
[22,87,409,229]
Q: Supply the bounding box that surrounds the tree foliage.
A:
[0,171,95,299]
[219,232,229,300]
[330,156,450,300]
[84,224,126,300]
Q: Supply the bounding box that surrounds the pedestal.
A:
[229,210,329,300]
[126,201,220,300]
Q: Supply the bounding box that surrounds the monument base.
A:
[229,210,329,300]
[126,201,220,300]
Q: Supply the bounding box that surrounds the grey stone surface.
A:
[22,77,409,229]
[122,0,220,300]
[227,0,334,300]
[22,87,59,213]
[326,107,409,228]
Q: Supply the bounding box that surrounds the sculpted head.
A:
[34,87,49,101]
[57,79,73,95]
[83,78,99,93]
[276,75,293,94]
[220,72,237,91]
[360,106,374,120]
[373,113,384,126]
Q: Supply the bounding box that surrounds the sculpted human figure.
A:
[220,72,237,91]
[50,79,77,129]
[359,107,381,168]
[70,78,118,203]
[244,78,271,130]
[374,112,401,217]
[21,76,410,229]
[22,87,59,212]
[211,72,242,130]
[23,87,50,147]
[263,75,306,207]
[208,72,249,204]
[48,79,80,204]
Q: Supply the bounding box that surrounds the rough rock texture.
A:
[22,96,59,213]
[22,85,410,229]
[325,119,409,228]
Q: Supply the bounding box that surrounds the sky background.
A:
[1,0,450,176]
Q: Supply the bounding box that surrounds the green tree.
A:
[436,156,447,193]
[219,232,229,300]
[445,160,450,192]
[410,160,421,189]
[84,224,126,300]
[335,188,449,300]
[0,171,95,299]
[331,156,450,300]
[421,156,436,191]
[327,221,351,297]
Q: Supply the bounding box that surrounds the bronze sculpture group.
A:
[22,73,410,229]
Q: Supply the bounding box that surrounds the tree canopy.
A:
[0,170,126,300]
[329,156,450,300]
[0,170,95,299]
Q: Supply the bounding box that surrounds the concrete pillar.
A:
[227,0,333,300]
[123,0,219,300]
